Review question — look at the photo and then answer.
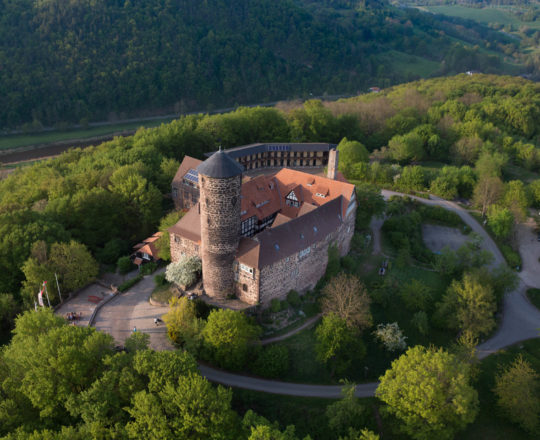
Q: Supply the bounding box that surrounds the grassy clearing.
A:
[374,50,440,78]
[503,163,540,184]
[0,118,174,150]
[526,288,540,310]
[423,5,540,29]
[151,283,174,304]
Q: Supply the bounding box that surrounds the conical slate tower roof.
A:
[197,149,244,178]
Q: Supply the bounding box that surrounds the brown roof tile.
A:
[169,204,201,243]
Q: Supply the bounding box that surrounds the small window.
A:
[240,263,253,274]
[174,235,180,243]
[243,284,248,292]
[313,226,318,233]
[274,243,280,251]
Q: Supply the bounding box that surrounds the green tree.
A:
[373,322,407,352]
[126,373,239,440]
[162,296,203,351]
[339,428,380,440]
[337,137,369,177]
[397,166,425,191]
[315,313,365,376]
[503,180,529,223]
[487,205,514,239]
[155,211,184,261]
[435,272,496,338]
[352,183,385,229]
[399,280,433,312]
[376,346,478,440]
[202,309,261,370]
[325,382,367,436]
[49,240,98,292]
[473,176,504,216]
[253,345,289,379]
[494,355,540,433]
[387,132,424,163]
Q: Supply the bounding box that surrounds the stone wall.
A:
[169,234,200,262]
[235,265,260,305]
[200,174,241,299]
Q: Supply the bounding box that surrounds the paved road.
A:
[93,269,173,351]
[95,191,540,398]
[260,314,322,345]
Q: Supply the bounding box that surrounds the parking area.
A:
[422,224,471,253]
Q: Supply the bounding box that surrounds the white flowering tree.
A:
[373,322,407,352]
[165,256,202,288]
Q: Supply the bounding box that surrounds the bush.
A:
[286,290,301,308]
[154,273,167,287]
[500,244,521,269]
[373,322,407,352]
[252,345,289,378]
[270,298,281,313]
[96,238,128,264]
[411,311,429,335]
[140,261,158,276]
[118,275,143,292]
[165,256,202,288]
[117,256,134,275]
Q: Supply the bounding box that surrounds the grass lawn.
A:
[422,5,540,30]
[503,163,540,184]
[374,50,440,78]
[150,283,174,304]
[0,118,174,150]
[526,288,540,311]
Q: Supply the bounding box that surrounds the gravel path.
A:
[260,314,322,345]
[94,191,540,397]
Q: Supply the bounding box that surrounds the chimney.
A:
[327,148,339,180]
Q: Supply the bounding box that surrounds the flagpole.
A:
[44,281,51,307]
[54,273,62,303]
[34,301,37,311]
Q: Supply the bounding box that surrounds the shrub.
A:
[117,256,134,275]
[411,311,429,335]
[118,275,143,292]
[269,298,281,313]
[140,261,157,276]
[96,238,128,264]
[154,273,167,287]
[165,256,202,288]
[286,290,301,308]
[500,244,521,269]
[252,345,289,378]
[373,322,407,352]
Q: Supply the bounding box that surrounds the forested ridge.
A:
[0,0,519,129]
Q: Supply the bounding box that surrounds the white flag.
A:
[37,289,44,307]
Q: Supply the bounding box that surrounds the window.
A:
[286,190,300,208]
[315,192,326,198]
[243,284,248,292]
[172,187,178,198]
[241,216,257,237]
[174,235,180,243]
[240,263,253,274]
[298,247,311,259]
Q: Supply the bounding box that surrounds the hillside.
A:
[0,0,521,130]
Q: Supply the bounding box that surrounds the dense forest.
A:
[0,0,520,130]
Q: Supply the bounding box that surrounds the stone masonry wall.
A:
[170,233,201,262]
[200,174,241,299]
[235,267,260,305]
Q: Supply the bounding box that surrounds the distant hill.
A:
[0,0,521,129]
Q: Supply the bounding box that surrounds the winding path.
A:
[93,190,540,397]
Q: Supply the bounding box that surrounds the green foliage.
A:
[435,271,497,338]
[325,383,367,437]
[286,290,301,308]
[376,345,479,440]
[411,311,430,335]
[351,183,385,230]
[242,410,302,440]
[487,205,514,239]
[270,298,282,313]
[337,138,369,177]
[315,314,365,376]
[396,166,425,192]
[493,355,540,433]
[140,262,157,276]
[124,332,150,353]
[117,256,135,275]
[399,280,433,312]
[155,211,184,261]
[503,180,529,223]
[165,256,202,288]
[388,131,425,163]
[154,273,167,287]
[339,428,380,440]
[202,309,261,370]
[163,296,203,351]
[118,275,143,292]
[253,345,290,379]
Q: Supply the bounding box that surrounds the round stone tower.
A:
[197,149,243,299]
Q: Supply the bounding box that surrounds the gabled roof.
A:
[172,156,203,184]
[236,197,344,269]
[169,203,201,243]
[197,149,244,178]
[205,143,337,159]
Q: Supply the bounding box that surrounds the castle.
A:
[169,143,357,305]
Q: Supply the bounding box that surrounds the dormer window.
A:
[286,190,300,208]
[255,200,269,209]
[315,192,326,198]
